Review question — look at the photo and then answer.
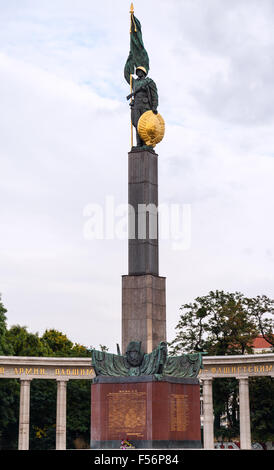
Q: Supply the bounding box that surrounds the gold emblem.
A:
[137,110,165,148]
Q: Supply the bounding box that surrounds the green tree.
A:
[0,296,19,449]
[169,290,274,443]
[67,380,91,449]
[250,377,274,442]
[0,294,13,355]
[41,329,91,357]
[245,295,274,347]
[169,290,258,356]
[6,325,50,357]
[213,378,239,440]
[27,330,91,449]
[29,379,57,450]
[0,379,20,450]
[0,310,94,449]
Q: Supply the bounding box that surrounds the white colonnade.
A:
[0,354,273,450]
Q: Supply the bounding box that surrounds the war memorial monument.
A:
[90,5,203,449]
[1,5,274,453]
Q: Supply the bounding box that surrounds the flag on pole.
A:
[124,11,150,83]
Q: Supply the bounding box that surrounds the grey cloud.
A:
[167,0,274,125]
[0,0,274,350]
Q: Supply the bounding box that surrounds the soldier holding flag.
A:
[124,5,159,149]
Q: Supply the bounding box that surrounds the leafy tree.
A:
[67,380,91,449]
[41,329,74,356]
[169,290,274,443]
[0,296,19,449]
[0,378,20,450]
[169,290,259,356]
[29,379,57,450]
[27,331,92,449]
[213,378,239,440]
[250,377,274,442]
[245,295,274,347]
[6,325,51,357]
[0,295,13,355]
[41,329,91,357]
[0,295,110,450]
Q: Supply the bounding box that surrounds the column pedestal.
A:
[122,274,166,354]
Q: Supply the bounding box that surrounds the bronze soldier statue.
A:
[124,58,159,148]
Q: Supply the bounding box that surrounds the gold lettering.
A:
[33,368,39,375]
[211,368,216,374]
[248,366,253,373]
[72,369,79,376]
[260,365,265,372]
[266,365,273,372]
[218,368,222,374]
[80,369,85,376]
[19,368,24,375]
[66,369,71,376]
[87,369,93,375]
[254,366,259,373]
[224,367,230,374]
[0,367,4,374]
[26,368,32,375]
[55,369,60,375]
[237,366,241,374]
[40,369,46,375]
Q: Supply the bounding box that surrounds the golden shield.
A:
[137,110,165,147]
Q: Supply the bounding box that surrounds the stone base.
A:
[90,376,201,449]
[122,274,166,354]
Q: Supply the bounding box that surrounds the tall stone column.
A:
[18,378,32,450]
[202,378,214,449]
[56,379,68,450]
[238,377,251,449]
[122,148,166,354]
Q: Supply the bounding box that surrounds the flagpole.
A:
[130,73,133,148]
[129,3,134,148]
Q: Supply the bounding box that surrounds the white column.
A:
[238,377,251,449]
[18,378,32,450]
[56,379,68,450]
[202,378,214,449]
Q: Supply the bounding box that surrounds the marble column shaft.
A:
[18,379,32,450]
[202,378,214,449]
[56,379,68,450]
[238,377,251,450]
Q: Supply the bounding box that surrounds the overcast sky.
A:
[0,0,274,352]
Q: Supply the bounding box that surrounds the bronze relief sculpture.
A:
[91,341,204,380]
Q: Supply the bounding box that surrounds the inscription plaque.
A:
[107,390,146,439]
[170,394,190,432]
[91,379,201,448]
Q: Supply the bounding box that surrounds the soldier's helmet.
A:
[136,66,147,76]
